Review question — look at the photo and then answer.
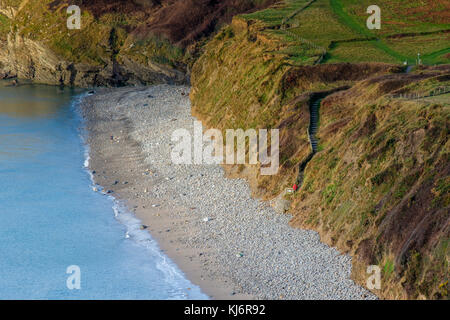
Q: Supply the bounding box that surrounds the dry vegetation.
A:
[1,0,448,299]
[191,14,449,299]
[291,66,449,299]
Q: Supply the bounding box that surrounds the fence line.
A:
[281,0,317,26]
[279,1,327,65]
[390,86,450,100]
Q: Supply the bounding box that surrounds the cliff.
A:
[0,0,276,86]
[1,0,448,300]
[191,4,449,299]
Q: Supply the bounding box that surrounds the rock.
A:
[0,32,188,87]
[140,225,148,230]
[274,198,291,214]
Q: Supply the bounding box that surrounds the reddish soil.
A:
[403,0,450,24]
[49,0,277,47]
[281,63,403,92]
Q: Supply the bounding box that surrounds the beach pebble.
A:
[83,84,376,300]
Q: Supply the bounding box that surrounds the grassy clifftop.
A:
[1,0,448,300]
[0,0,276,85]
[191,0,449,299]
[242,0,450,65]
[292,69,449,299]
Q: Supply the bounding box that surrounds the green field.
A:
[242,0,450,65]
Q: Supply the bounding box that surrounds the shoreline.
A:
[81,84,376,300]
[78,106,208,300]
[80,86,247,299]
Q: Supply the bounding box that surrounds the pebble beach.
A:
[81,84,376,300]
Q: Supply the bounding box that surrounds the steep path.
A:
[308,97,321,153]
[295,95,322,187]
[83,85,376,300]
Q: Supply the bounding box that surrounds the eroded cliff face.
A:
[0,0,276,86]
[0,1,184,86]
[191,16,449,300]
[0,29,187,86]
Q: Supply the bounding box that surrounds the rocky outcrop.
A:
[0,0,277,87]
[0,32,187,87]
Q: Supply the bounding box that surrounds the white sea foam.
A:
[111,199,195,299]
[73,93,207,300]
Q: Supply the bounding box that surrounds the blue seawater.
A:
[0,81,207,300]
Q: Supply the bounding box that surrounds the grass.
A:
[423,93,450,105]
[3,0,449,70]
[3,0,195,69]
[329,0,407,62]
[243,0,313,26]
[384,33,450,65]
[0,14,9,39]
[241,0,450,66]
[325,40,399,63]
[192,0,450,301]
[337,0,450,35]
[288,1,357,47]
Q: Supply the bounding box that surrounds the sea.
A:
[0,80,207,300]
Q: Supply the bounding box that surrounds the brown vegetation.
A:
[191,19,450,298]
[48,0,277,47]
[293,69,449,299]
